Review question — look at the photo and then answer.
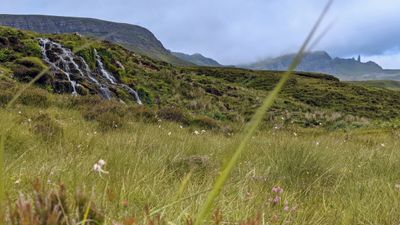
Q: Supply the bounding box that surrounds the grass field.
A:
[3,101,400,224]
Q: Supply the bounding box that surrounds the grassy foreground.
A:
[3,102,400,224]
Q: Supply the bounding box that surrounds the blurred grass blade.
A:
[193,1,333,224]
[174,170,193,201]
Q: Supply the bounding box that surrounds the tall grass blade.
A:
[193,1,333,224]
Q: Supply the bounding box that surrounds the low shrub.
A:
[158,106,190,124]
[191,115,220,129]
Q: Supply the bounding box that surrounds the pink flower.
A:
[272,186,284,194]
[284,206,290,212]
[272,195,281,204]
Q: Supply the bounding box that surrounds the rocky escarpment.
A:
[38,38,142,104]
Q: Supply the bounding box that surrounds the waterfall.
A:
[121,84,143,105]
[39,38,78,96]
[78,56,112,100]
[38,38,142,104]
[94,49,142,105]
[94,49,117,84]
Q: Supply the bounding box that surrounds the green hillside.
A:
[348,80,400,90]
[1,25,400,131]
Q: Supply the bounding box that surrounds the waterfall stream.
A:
[38,38,141,104]
[39,38,78,95]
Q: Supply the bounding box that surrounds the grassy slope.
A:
[348,80,400,90]
[2,26,400,131]
[2,26,400,224]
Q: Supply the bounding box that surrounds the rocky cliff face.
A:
[0,14,188,65]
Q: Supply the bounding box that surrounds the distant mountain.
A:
[244,51,400,80]
[171,52,222,67]
[0,14,191,65]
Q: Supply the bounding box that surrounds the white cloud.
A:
[1,0,399,66]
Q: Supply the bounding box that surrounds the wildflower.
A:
[18,111,22,114]
[284,206,290,212]
[94,131,97,135]
[168,131,172,136]
[158,119,162,122]
[93,161,109,175]
[272,195,281,204]
[201,130,206,134]
[272,186,284,194]
[158,125,162,128]
[93,163,101,172]
[98,159,106,167]
[316,141,320,146]
[15,179,21,185]
[380,143,385,147]
[27,118,32,122]
[293,132,298,137]
[194,130,200,135]
[180,125,183,129]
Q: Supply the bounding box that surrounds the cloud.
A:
[1,0,399,66]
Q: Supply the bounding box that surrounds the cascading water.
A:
[121,84,143,105]
[39,38,78,96]
[38,38,142,104]
[78,56,112,100]
[94,49,142,105]
[94,49,117,84]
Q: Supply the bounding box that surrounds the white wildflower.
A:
[93,163,101,172]
[201,130,206,134]
[168,131,172,136]
[194,130,200,135]
[380,143,385,147]
[98,159,106,167]
[180,125,183,129]
[15,179,21,185]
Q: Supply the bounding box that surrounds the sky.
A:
[1,0,399,68]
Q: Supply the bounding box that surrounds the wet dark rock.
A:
[53,80,74,94]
